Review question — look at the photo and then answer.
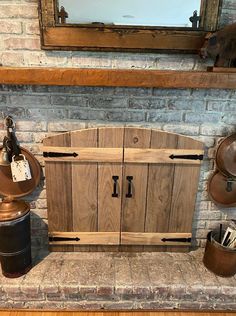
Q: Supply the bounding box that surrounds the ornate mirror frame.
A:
[39,0,223,52]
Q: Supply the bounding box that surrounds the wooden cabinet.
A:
[43,127,203,252]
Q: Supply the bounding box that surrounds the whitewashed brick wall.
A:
[0,0,235,250]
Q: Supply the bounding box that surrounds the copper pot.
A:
[203,231,236,277]
[215,134,236,178]
[0,146,41,198]
[208,170,236,207]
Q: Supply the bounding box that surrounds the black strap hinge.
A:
[169,154,203,161]
[49,236,80,242]
[161,237,191,243]
[44,152,78,158]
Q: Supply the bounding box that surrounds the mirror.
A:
[39,0,223,52]
[58,0,201,27]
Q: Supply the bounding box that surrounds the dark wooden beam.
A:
[0,67,236,89]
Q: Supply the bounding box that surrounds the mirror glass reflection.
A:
[58,0,201,27]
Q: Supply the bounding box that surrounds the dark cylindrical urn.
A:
[0,198,32,278]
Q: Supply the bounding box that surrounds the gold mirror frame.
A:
[39,0,223,52]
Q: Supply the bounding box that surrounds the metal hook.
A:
[4,116,15,129]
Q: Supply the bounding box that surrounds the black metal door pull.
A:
[112,176,119,197]
[43,152,78,158]
[126,176,133,198]
[169,154,203,161]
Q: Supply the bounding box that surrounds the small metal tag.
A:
[10,155,32,182]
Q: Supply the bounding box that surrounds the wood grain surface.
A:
[71,128,98,251]
[1,67,236,89]
[124,148,203,164]
[43,133,73,252]
[49,232,120,245]
[44,127,203,252]
[168,136,203,252]
[42,146,123,162]
[121,232,191,246]
[144,130,179,251]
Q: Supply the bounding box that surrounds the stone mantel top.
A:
[0,249,235,310]
[0,67,236,89]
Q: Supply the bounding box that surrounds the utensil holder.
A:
[203,231,236,277]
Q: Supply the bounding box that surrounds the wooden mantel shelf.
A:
[1,67,236,89]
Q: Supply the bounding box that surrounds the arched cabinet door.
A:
[43,127,124,251]
[43,127,203,252]
[121,128,203,252]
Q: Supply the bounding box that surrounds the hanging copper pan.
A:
[208,170,236,207]
[0,146,41,198]
[215,133,236,178]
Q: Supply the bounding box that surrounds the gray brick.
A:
[200,124,235,136]
[163,124,199,135]
[51,95,88,107]
[153,88,191,97]
[10,95,50,106]
[191,88,232,100]
[16,120,47,131]
[102,301,136,310]
[114,87,151,96]
[1,106,26,118]
[48,121,86,132]
[167,99,206,111]
[129,98,166,109]
[88,97,128,108]
[115,258,132,287]
[140,301,178,309]
[48,86,107,94]
[69,110,89,120]
[184,113,221,123]
[88,110,145,122]
[222,114,236,124]
[207,101,232,112]
[0,94,7,105]
[147,111,183,123]
[26,108,68,120]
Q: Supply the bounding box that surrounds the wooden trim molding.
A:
[1,67,236,89]
[39,0,223,52]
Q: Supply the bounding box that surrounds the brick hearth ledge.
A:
[0,249,235,310]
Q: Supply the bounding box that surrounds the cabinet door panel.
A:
[120,128,203,252]
[44,132,73,252]
[71,128,98,233]
[167,135,203,252]
[144,130,179,251]
[98,127,124,250]
[121,128,151,251]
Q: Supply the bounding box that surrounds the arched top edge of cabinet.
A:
[43,126,203,148]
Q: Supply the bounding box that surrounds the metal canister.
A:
[0,198,32,278]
